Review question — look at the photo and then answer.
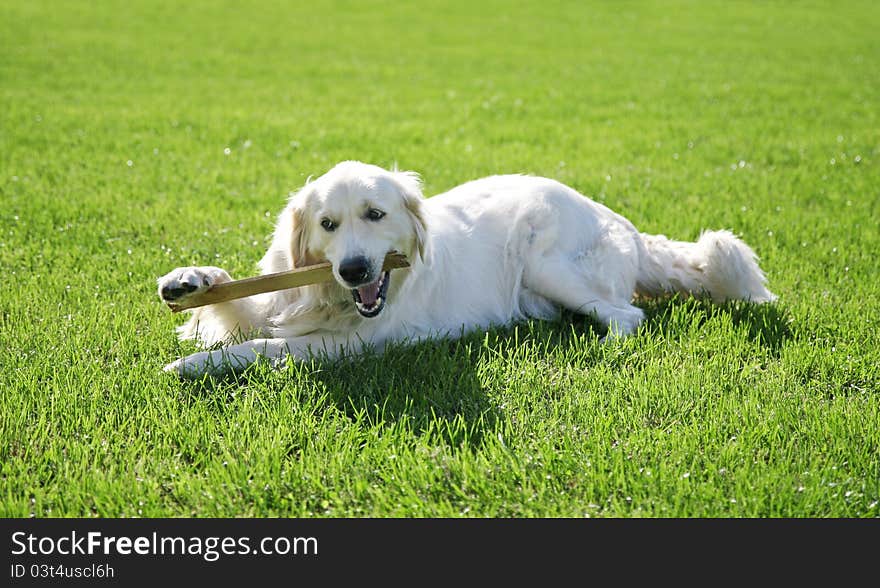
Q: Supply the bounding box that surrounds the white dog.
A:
[158,161,776,377]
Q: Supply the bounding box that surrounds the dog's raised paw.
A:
[157,266,229,302]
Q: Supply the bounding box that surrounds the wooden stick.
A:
[166,252,410,312]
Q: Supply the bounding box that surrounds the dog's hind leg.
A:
[523,254,644,339]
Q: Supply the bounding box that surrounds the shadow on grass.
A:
[304,335,503,447]
[171,333,507,448]
[637,295,793,353]
[173,296,793,445]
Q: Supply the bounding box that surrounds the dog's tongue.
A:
[357,282,380,306]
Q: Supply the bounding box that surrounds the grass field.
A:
[1,0,878,517]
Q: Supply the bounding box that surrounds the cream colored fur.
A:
[158,161,775,377]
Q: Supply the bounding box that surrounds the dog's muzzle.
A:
[350,271,390,318]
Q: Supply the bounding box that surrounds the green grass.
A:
[1,0,878,517]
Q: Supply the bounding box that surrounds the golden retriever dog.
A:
[158,161,775,377]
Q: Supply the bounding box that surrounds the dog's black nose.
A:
[338,257,371,285]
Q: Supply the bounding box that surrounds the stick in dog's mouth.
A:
[351,270,391,317]
[163,252,409,313]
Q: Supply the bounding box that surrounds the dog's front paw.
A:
[163,351,215,378]
[157,266,231,303]
[164,343,286,378]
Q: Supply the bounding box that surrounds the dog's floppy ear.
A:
[259,180,320,276]
[289,202,309,267]
[287,186,318,268]
[259,187,310,274]
[393,169,429,262]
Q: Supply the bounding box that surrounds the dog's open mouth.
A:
[351,271,390,318]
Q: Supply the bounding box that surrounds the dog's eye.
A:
[366,208,385,221]
[320,218,337,232]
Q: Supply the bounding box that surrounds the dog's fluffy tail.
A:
[635,229,776,303]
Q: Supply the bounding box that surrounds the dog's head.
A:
[283,161,427,318]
